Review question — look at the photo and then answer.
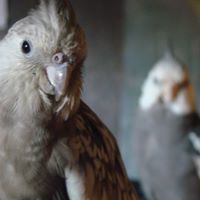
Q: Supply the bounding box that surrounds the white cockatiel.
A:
[133,52,200,200]
[0,0,139,199]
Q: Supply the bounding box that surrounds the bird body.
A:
[0,0,138,199]
[0,100,137,200]
[133,52,200,200]
[134,105,200,200]
[50,101,137,200]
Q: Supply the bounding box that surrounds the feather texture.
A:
[134,105,200,200]
[49,101,138,200]
[0,0,138,199]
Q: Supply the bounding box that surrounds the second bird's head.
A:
[139,52,196,115]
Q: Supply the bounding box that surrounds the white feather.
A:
[139,54,195,115]
[65,167,86,200]
[189,132,200,153]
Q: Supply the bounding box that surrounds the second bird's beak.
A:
[46,52,68,101]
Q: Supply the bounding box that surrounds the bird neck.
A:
[139,89,160,110]
[0,85,53,166]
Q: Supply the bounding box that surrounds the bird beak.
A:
[46,62,68,101]
[45,52,75,101]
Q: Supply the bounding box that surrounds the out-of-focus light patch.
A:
[190,0,200,20]
[0,0,8,30]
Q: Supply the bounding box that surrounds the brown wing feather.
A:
[50,101,138,200]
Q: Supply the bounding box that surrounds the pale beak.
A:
[46,52,68,101]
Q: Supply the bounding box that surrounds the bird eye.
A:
[153,77,161,85]
[21,40,32,54]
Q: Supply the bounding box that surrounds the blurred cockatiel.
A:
[133,52,200,200]
[0,0,138,199]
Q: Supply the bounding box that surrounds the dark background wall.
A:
[6,0,200,179]
[72,0,124,139]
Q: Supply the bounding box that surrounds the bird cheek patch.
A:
[171,85,180,100]
[46,63,68,101]
[163,85,177,103]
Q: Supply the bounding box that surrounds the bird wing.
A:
[188,120,200,179]
[189,126,200,155]
[49,101,138,200]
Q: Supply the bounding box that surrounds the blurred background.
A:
[2,0,200,185]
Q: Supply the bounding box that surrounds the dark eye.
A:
[21,40,32,54]
[153,77,161,85]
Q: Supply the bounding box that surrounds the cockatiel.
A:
[133,52,200,200]
[0,0,138,199]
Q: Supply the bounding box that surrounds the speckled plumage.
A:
[0,0,138,199]
[50,101,138,200]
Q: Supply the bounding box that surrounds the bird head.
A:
[0,0,87,120]
[139,52,196,115]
